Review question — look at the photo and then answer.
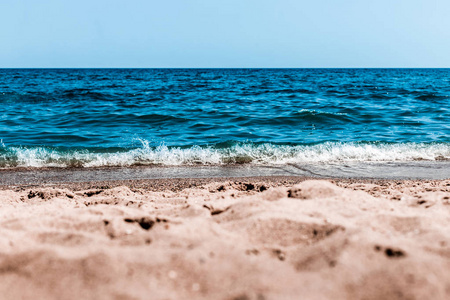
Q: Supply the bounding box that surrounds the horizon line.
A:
[1,67,450,69]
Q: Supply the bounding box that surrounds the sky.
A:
[1,0,450,68]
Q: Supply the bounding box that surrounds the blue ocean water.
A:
[0,68,449,168]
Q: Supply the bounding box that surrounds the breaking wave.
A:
[0,141,449,168]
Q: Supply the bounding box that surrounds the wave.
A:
[0,141,449,168]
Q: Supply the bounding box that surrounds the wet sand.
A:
[0,171,449,299]
[1,161,449,188]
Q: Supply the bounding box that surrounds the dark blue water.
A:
[0,68,449,168]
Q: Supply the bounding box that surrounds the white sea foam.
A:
[0,141,449,168]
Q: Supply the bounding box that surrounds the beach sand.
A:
[0,176,449,299]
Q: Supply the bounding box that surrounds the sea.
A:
[0,68,449,179]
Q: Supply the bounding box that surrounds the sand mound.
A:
[288,180,344,199]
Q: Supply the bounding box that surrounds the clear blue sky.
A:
[1,0,449,68]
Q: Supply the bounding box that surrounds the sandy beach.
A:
[0,175,449,299]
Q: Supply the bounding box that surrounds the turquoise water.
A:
[0,68,449,168]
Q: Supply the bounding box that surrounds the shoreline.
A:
[0,161,449,189]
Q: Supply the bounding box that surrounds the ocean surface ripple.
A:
[0,68,449,168]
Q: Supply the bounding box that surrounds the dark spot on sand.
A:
[137,218,155,230]
[417,200,427,205]
[374,245,405,258]
[244,183,255,191]
[272,249,286,261]
[385,248,405,258]
[217,185,226,192]
[287,188,301,198]
[28,191,44,199]
[211,208,230,215]
[84,190,102,197]
[203,204,231,216]
[124,217,155,230]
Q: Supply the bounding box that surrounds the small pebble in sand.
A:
[168,270,177,279]
[192,283,200,292]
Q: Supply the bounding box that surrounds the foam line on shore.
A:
[0,141,449,168]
